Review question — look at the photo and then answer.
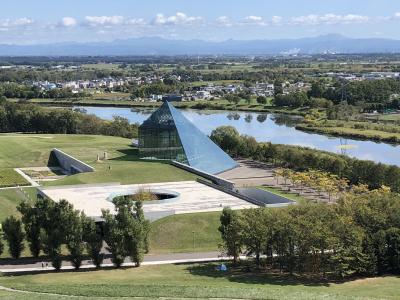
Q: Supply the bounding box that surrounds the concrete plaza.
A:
[39,181,256,220]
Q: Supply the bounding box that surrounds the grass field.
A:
[258,186,309,202]
[81,63,122,70]
[0,134,197,227]
[92,92,131,101]
[149,212,221,254]
[377,113,400,122]
[0,263,399,299]
[15,98,310,116]
[0,134,197,186]
[0,169,30,188]
[0,187,36,222]
[297,124,400,144]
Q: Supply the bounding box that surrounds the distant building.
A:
[162,94,183,102]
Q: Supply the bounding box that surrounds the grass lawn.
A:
[92,92,131,101]
[0,187,36,222]
[149,212,221,254]
[0,134,198,231]
[81,63,121,70]
[377,114,400,122]
[0,134,197,186]
[297,125,400,144]
[258,186,310,202]
[0,169,30,188]
[0,263,398,299]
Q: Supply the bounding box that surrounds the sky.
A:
[1,0,400,44]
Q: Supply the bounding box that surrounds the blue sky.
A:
[1,0,400,44]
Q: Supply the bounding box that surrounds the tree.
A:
[210,126,241,154]
[102,196,150,268]
[218,208,243,263]
[385,228,400,273]
[241,209,269,268]
[270,209,296,274]
[40,199,79,270]
[0,228,4,256]
[256,96,268,105]
[225,94,241,105]
[2,216,25,259]
[128,201,150,267]
[273,168,284,185]
[102,210,126,268]
[17,201,42,257]
[82,216,104,268]
[274,80,283,96]
[66,212,86,270]
[308,81,326,98]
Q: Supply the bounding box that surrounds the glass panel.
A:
[167,102,238,174]
[139,101,238,174]
[138,102,187,163]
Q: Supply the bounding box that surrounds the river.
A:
[77,106,400,167]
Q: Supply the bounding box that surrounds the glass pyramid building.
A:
[138,101,238,174]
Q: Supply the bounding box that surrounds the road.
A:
[0,251,236,274]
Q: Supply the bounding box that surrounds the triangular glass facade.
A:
[139,102,238,174]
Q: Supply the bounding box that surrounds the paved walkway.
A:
[0,251,238,274]
[39,181,257,220]
[220,159,335,203]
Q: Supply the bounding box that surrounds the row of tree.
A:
[274,168,349,201]
[219,188,400,277]
[0,83,86,99]
[0,99,138,138]
[310,79,400,110]
[210,126,400,192]
[0,196,150,270]
[0,68,131,83]
[273,91,332,109]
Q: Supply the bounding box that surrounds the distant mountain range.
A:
[1,34,400,56]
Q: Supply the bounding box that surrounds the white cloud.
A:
[152,12,202,26]
[125,18,146,26]
[85,16,125,27]
[242,15,267,26]
[271,16,283,25]
[0,18,33,31]
[0,18,33,27]
[394,12,400,19]
[216,16,233,27]
[290,14,370,25]
[83,16,146,28]
[61,17,77,27]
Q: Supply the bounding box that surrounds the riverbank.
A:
[11,98,311,116]
[296,123,400,144]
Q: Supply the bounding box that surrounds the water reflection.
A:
[77,106,400,166]
[256,114,268,123]
[227,113,241,121]
[244,114,253,123]
[270,114,302,128]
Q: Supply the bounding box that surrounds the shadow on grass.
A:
[186,262,332,287]
[111,148,176,166]
[2,264,136,277]
[111,147,140,161]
